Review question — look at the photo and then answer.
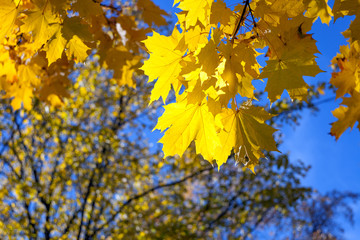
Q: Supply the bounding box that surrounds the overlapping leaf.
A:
[141,30,186,103]
[155,100,220,161]
[214,102,278,170]
[331,91,360,139]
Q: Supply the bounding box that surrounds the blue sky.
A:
[152,0,360,238]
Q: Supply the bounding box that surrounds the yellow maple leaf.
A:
[259,17,322,102]
[304,0,333,25]
[141,29,185,103]
[18,64,41,87]
[71,0,103,19]
[197,39,219,77]
[154,100,220,161]
[45,25,67,65]
[39,76,70,107]
[9,84,33,110]
[137,0,168,26]
[0,50,17,83]
[117,56,142,88]
[210,0,233,26]
[260,58,320,102]
[0,0,19,43]
[331,91,360,139]
[333,0,360,20]
[20,3,59,50]
[177,0,213,28]
[65,35,90,63]
[330,42,360,98]
[218,42,260,99]
[254,0,306,26]
[1,75,33,111]
[104,46,133,79]
[347,17,360,42]
[182,25,209,51]
[214,101,278,169]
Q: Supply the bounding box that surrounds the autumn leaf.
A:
[218,42,260,99]
[259,17,322,101]
[214,101,278,169]
[137,0,169,26]
[39,76,70,107]
[141,29,186,103]
[333,0,360,20]
[21,3,59,50]
[155,99,220,161]
[45,26,67,65]
[66,35,90,63]
[210,0,233,26]
[260,57,321,102]
[330,42,360,98]
[331,91,360,139]
[71,0,103,19]
[304,0,333,25]
[197,39,219,77]
[177,0,213,28]
[0,0,19,43]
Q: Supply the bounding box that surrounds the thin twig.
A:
[89,167,213,237]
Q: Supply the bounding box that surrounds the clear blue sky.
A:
[152,0,360,238]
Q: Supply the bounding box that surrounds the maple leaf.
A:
[331,91,360,139]
[330,42,360,98]
[219,42,260,99]
[197,39,219,77]
[333,0,360,20]
[254,0,306,25]
[117,56,142,88]
[141,30,186,103]
[104,46,133,79]
[347,17,360,42]
[60,17,92,64]
[214,101,278,170]
[66,35,90,63]
[0,50,17,83]
[210,0,233,26]
[154,100,220,161]
[18,64,41,87]
[260,58,321,102]
[177,0,213,28]
[137,0,169,26]
[21,3,59,50]
[0,0,19,43]
[182,25,209,51]
[45,26,67,65]
[39,75,70,107]
[62,17,93,42]
[259,17,322,101]
[304,0,333,25]
[71,0,103,19]
[2,75,33,111]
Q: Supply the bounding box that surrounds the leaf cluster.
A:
[142,0,360,170]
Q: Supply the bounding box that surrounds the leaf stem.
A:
[42,0,50,14]
[231,0,251,43]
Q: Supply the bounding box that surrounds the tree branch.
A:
[89,166,213,238]
[231,0,250,42]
